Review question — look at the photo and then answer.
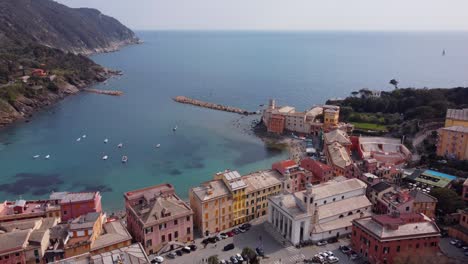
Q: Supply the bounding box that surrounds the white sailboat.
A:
[102,155,108,160]
[173,125,178,131]
[121,156,128,163]
[104,138,109,143]
[76,137,81,142]
[82,135,87,139]
[33,155,40,159]
[118,143,123,148]
[45,155,50,159]
[156,144,161,148]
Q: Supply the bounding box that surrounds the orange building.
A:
[267,114,285,134]
[448,209,468,244]
[436,126,468,160]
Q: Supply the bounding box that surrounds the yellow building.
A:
[437,126,468,160]
[323,105,340,131]
[445,108,468,127]
[242,170,282,221]
[190,169,283,235]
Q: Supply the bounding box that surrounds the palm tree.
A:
[389,79,399,89]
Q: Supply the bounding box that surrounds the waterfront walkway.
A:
[173,96,257,115]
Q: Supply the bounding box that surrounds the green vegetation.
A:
[242,247,260,264]
[351,122,387,131]
[207,255,219,264]
[429,188,465,215]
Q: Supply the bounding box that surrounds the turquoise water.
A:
[1,31,468,211]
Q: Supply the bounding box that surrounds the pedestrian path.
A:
[285,245,300,253]
[269,253,305,264]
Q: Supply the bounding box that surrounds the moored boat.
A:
[156,144,161,148]
[122,155,128,163]
[118,143,123,148]
[102,155,108,160]
[45,155,50,159]
[104,138,109,143]
[33,155,40,159]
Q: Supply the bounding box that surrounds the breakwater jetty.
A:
[173,96,257,115]
[83,88,123,96]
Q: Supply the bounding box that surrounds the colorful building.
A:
[50,192,102,222]
[448,209,468,244]
[409,190,437,219]
[300,158,334,183]
[267,178,372,245]
[190,169,283,236]
[272,160,312,192]
[352,213,440,264]
[64,212,103,258]
[325,142,353,176]
[463,178,468,202]
[323,105,340,131]
[0,199,60,223]
[436,126,468,160]
[124,184,193,255]
[444,108,468,127]
[354,136,412,165]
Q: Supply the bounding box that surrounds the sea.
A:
[1,31,468,211]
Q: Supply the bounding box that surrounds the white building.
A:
[268,178,372,245]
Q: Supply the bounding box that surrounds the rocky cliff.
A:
[0,0,139,54]
[0,0,138,127]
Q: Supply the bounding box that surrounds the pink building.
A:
[124,184,194,255]
[0,199,60,223]
[50,192,102,222]
[300,158,333,183]
[272,160,311,192]
[462,178,468,202]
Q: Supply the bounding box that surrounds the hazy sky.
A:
[57,0,468,31]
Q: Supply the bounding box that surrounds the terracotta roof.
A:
[91,243,150,264]
[53,192,98,203]
[409,190,437,203]
[242,170,282,193]
[295,178,367,202]
[0,229,31,253]
[91,221,132,251]
[370,182,393,193]
[191,180,230,202]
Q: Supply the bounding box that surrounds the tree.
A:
[389,79,399,89]
[351,91,359,97]
[242,247,260,264]
[429,188,465,214]
[207,255,219,264]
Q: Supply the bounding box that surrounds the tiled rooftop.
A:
[355,214,440,240]
[0,229,31,252]
[53,191,98,203]
[317,195,371,220]
[192,180,230,202]
[242,170,282,193]
[70,212,100,230]
[91,221,132,251]
[0,200,59,218]
[127,185,192,226]
[296,178,367,201]
[327,142,352,169]
[324,129,351,145]
[91,243,150,264]
[442,125,468,133]
[409,190,437,203]
[446,108,468,121]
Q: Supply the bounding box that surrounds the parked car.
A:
[175,250,183,256]
[340,245,351,254]
[327,237,338,243]
[325,251,334,256]
[230,256,239,264]
[327,256,339,263]
[255,247,265,257]
[241,223,252,230]
[238,226,247,233]
[233,228,241,234]
[316,240,328,246]
[182,246,191,253]
[151,256,164,263]
[224,243,235,251]
[226,231,235,237]
[350,251,360,260]
[456,241,464,248]
[235,253,244,262]
[166,252,176,259]
[207,237,218,243]
[219,260,227,264]
[189,244,197,251]
[450,239,460,245]
[219,233,228,239]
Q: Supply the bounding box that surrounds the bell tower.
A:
[303,183,316,214]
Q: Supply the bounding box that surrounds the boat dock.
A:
[83,88,123,96]
[173,96,257,115]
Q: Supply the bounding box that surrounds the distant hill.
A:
[0,0,139,127]
[0,0,139,54]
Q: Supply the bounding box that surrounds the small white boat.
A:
[104,139,109,143]
[102,155,108,160]
[82,135,87,139]
[76,137,81,142]
[122,156,128,163]
[118,143,123,148]
[156,144,161,148]
[173,126,178,131]
[45,155,50,159]
[33,155,40,159]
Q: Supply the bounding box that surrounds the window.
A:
[374,245,378,251]
[204,203,208,209]
[63,210,67,215]
[205,213,208,219]
[147,239,153,246]
[323,200,327,204]
[175,231,179,238]
[174,219,178,225]
[416,244,419,249]
[186,216,190,221]
[397,245,400,252]
[187,227,191,234]
[406,206,410,212]
[333,198,336,202]
[222,208,225,214]
[16,253,20,257]
[341,196,344,199]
